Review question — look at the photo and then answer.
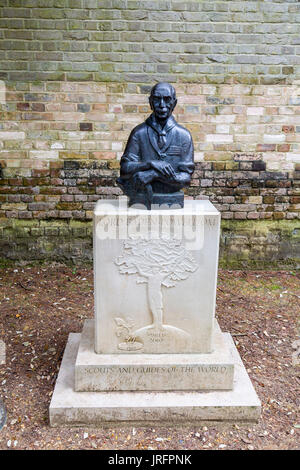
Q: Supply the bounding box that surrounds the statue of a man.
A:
[117,82,195,209]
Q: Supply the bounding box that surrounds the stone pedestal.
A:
[50,199,260,426]
[93,199,220,355]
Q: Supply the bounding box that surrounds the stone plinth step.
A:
[75,320,234,392]
[49,333,261,427]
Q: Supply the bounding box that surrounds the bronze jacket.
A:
[119,114,194,192]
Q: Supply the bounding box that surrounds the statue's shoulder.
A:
[129,121,148,138]
[175,122,192,141]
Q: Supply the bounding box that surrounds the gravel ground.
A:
[0,264,299,450]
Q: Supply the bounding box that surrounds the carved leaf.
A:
[115,236,198,287]
[120,265,138,274]
[162,277,176,288]
[115,326,124,338]
[169,271,188,281]
[125,317,135,328]
[114,317,128,328]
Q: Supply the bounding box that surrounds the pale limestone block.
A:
[194,152,204,162]
[281,163,294,171]
[263,134,286,143]
[111,142,123,151]
[266,162,281,171]
[49,333,261,427]
[287,153,300,162]
[216,124,230,134]
[93,199,220,354]
[211,115,236,123]
[246,107,264,115]
[29,150,59,159]
[266,87,281,96]
[202,85,217,95]
[0,132,25,140]
[247,196,262,204]
[51,142,65,149]
[234,134,258,143]
[0,80,5,104]
[205,134,233,143]
[75,320,234,392]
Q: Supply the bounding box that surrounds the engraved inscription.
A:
[84,365,229,375]
[205,216,217,228]
[147,329,167,343]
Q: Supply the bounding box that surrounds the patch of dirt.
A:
[0,265,299,450]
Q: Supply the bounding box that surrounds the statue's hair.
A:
[150,82,176,100]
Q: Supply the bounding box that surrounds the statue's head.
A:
[149,82,177,121]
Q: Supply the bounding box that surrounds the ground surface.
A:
[0,264,299,450]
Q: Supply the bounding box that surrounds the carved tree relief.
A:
[115,236,198,329]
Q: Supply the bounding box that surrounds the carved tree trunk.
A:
[147,275,164,327]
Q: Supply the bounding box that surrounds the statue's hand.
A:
[150,161,176,180]
[132,171,154,190]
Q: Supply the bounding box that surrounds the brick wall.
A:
[0,1,300,266]
[1,0,300,84]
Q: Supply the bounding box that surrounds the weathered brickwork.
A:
[1,218,299,269]
[0,82,300,221]
[1,0,300,85]
[0,1,300,265]
[1,156,299,221]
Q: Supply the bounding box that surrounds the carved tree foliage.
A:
[115,237,198,287]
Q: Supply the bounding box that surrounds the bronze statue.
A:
[117,82,195,209]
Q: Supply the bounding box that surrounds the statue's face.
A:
[149,84,177,121]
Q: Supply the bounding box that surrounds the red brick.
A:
[92,152,115,160]
[256,144,276,152]
[277,144,290,152]
[282,125,295,133]
[17,102,30,111]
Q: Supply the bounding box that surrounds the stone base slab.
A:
[75,320,234,391]
[49,333,261,426]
